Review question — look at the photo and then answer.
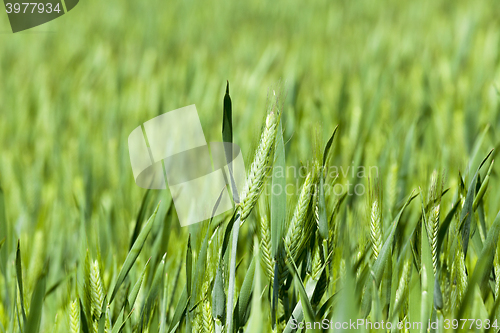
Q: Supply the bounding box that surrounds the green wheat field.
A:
[1,0,500,332]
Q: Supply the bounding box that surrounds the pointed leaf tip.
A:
[323,125,339,167]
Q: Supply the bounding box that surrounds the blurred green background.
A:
[1,0,500,331]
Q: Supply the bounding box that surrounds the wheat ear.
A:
[259,215,274,280]
[240,98,280,222]
[370,200,382,259]
[69,299,80,333]
[428,204,440,274]
[285,171,315,262]
[368,179,383,259]
[494,240,500,319]
[202,292,215,333]
[312,247,322,280]
[427,171,442,274]
[90,260,105,333]
[451,241,467,309]
[394,260,411,314]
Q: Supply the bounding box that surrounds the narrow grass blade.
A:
[222,81,233,145]
[25,271,47,333]
[270,120,285,328]
[420,194,434,324]
[111,307,134,333]
[98,296,107,333]
[457,210,500,318]
[362,190,417,317]
[420,265,429,333]
[111,307,124,333]
[219,210,239,260]
[467,124,490,173]
[129,189,152,250]
[473,159,494,212]
[109,203,160,304]
[139,253,166,330]
[79,299,90,333]
[316,293,337,320]
[185,235,193,333]
[159,202,174,259]
[244,239,262,333]
[333,234,359,332]
[271,120,286,258]
[14,290,22,333]
[222,198,240,333]
[322,125,338,167]
[159,268,169,333]
[221,81,239,203]
[186,235,192,298]
[168,288,189,332]
[373,190,418,285]
[461,149,493,259]
[0,186,7,281]
[485,292,500,333]
[433,271,443,311]
[283,242,316,327]
[15,240,27,325]
[234,257,256,329]
[389,246,412,321]
[128,258,150,308]
[147,201,174,287]
[436,200,460,257]
[420,191,434,278]
[408,265,421,333]
[476,209,500,293]
[189,223,211,327]
[226,213,240,333]
[212,263,225,324]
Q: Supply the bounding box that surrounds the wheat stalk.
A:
[111,282,128,322]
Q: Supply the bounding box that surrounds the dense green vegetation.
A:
[1,0,500,331]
